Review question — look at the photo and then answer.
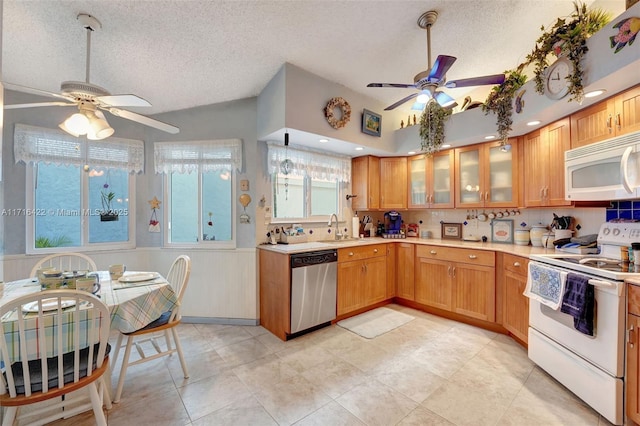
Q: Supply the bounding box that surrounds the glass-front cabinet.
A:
[408,150,454,209]
[455,139,519,208]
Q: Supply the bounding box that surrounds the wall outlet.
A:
[240,179,249,191]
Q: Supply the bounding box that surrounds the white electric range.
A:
[527,222,640,426]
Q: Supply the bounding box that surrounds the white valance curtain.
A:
[154,139,243,174]
[14,124,145,172]
[267,142,351,183]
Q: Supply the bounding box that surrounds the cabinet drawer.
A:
[503,254,529,276]
[629,284,640,316]
[416,245,495,267]
[338,244,386,262]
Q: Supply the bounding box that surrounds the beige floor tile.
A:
[166,346,232,387]
[107,386,190,426]
[408,335,480,379]
[110,357,175,405]
[336,339,397,372]
[370,318,443,352]
[232,353,299,393]
[300,357,369,399]
[243,324,270,337]
[194,324,254,349]
[336,379,418,426]
[191,395,278,426]
[315,327,370,356]
[275,342,335,373]
[215,336,273,368]
[396,405,455,426]
[178,370,251,421]
[294,401,365,426]
[370,354,446,403]
[253,374,332,425]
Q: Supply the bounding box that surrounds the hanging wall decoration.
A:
[610,16,640,53]
[148,196,161,233]
[324,97,351,129]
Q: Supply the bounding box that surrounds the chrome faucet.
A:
[328,213,343,240]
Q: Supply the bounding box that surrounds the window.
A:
[267,142,350,221]
[15,124,142,253]
[154,139,242,248]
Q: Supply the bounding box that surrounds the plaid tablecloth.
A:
[0,271,177,362]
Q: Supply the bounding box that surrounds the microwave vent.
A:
[565,130,640,160]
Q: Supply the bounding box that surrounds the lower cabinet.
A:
[337,244,387,316]
[415,245,495,321]
[501,253,529,344]
[627,284,640,424]
[396,242,415,300]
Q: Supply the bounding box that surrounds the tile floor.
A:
[38,304,613,425]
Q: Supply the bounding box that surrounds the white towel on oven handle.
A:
[524,262,568,310]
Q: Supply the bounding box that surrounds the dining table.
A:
[0,270,178,363]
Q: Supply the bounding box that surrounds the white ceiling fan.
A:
[4,13,179,139]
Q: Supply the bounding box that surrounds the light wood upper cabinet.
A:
[571,85,640,148]
[455,139,519,208]
[380,157,407,209]
[351,156,380,211]
[408,151,454,209]
[523,117,571,207]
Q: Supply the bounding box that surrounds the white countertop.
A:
[257,236,554,257]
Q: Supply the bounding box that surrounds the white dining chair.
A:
[112,255,191,403]
[29,252,97,277]
[0,289,111,426]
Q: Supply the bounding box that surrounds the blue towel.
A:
[561,273,594,336]
[525,263,568,310]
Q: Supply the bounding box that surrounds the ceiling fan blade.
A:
[4,101,75,110]
[95,94,152,108]
[435,91,457,108]
[427,55,457,82]
[106,107,179,134]
[4,82,72,101]
[445,73,506,89]
[384,93,419,111]
[367,83,416,89]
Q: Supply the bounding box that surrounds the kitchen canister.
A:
[530,225,548,247]
[514,229,530,246]
[541,232,556,249]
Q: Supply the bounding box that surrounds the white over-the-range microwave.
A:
[565,130,640,201]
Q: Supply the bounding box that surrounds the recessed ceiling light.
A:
[441,144,451,149]
[319,138,329,143]
[585,89,606,98]
[484,135,496,140]
[527,120,541,126]
[355,147,364,151]
[408,151,416,155]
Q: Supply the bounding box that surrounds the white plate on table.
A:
[23,298,76,313]
[118,272,159,283]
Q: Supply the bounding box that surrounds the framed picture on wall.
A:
[362,109,382,137]
[441,222,462,240]
[491,219,514,243]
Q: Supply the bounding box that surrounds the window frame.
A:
[25,163,136,254]
[163,169,237,249]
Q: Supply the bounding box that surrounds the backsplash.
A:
[606,201,640,221]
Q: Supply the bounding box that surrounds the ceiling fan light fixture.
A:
[87,110,114,140]
[416,93,430,104]
[59,112,90,136]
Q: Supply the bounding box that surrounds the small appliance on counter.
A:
[383,211,405,239]
[407,223,419,237]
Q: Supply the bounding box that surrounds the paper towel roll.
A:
[352,216,360,238]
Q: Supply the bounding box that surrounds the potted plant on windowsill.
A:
[100,186,119,222]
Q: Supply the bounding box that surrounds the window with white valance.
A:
[154,139,242,249]
[15,124,140,254]
[154,139,243,174]
[14,124,144,172]
[267,142,351,183]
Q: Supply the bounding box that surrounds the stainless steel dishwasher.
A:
[290,249,337,336]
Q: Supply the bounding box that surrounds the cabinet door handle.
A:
[468,254,477,259]
[616,113,621,131]
[452,266,456,278]
[479,191,484,202]
[373,249,378,253]
[430,250,437,255]
[514,262,521,267]
[485,191,489,202]
[607,114,613,133]
[447,265,452,277]
[629,324,635,348]
[349,252,354,256]
[540,187,544,198]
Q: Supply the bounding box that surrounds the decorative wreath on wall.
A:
[324,97,351,129]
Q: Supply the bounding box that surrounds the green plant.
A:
[525,1,611,103]
[482,66,528,144]
[35,235,72,248]
[419,100,452,155]
[100,190,116,214]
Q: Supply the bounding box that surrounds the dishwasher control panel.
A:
[291,250,337,268]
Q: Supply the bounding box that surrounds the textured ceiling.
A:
[2,0,626,118]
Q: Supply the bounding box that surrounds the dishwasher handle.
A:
[291,250,338,268]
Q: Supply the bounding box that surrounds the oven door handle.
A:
[587,279,622,296]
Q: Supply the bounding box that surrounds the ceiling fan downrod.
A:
[417,10,438,70]
[77,13,102,84]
